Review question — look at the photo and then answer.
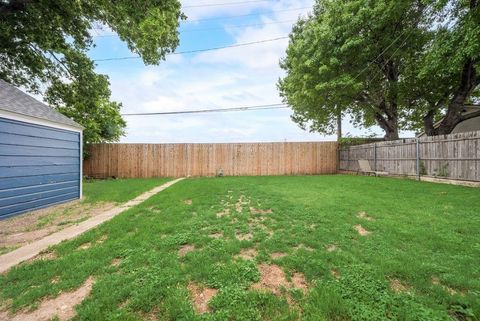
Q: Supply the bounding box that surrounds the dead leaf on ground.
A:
[184,200,192,205]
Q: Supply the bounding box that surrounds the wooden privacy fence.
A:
[340,131,480,181]
[84,142,338,178]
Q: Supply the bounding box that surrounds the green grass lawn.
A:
[1,176,479,320]
[82,178,173,204]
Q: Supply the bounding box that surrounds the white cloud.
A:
[95,0,406,143]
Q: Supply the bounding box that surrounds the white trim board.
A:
[0,109,83,133]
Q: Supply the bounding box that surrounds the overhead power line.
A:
[121,103,289,116]
[184,6,311,22]
[183,0,272,9]
[93,36,289,62]
[97,19,296,37]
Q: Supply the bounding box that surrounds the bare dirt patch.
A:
[188,282,218,314]
[236,248,257,260]
[270,252,287,259]
[78,242,92,250]
[331,269,341,280]
[294,244,315,252]
[0,201,115,254]
[97,234,108,244]
[0,277,94,321]
[291,273,308,293]
[431,277,463,296]
[184,199,193,205]
[179,244,195,257]
[249,207,273,215]
[111,258,122,267]
[325,244,338,252]
[208,232,223,239]
[235,195,250,213]
[251,264,308,296]
[354,224,371,236]
[389,278,412,294]
[235,232,253,241]
[216,208,230,218]
[28,250,58,263]
[357,211,375,221]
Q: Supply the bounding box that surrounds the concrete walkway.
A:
[0,178,184,273]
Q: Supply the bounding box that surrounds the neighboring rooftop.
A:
[0,79,82,129]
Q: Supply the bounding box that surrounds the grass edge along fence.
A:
[339,130,480,182]
[84,141,338,178]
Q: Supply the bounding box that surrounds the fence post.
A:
[374,143,377,171]
[416,138,420,181]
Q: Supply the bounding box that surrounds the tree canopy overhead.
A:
[279,0,480,140]
[0,0,184,146]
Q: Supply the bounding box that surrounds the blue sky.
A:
[87,0,397,143]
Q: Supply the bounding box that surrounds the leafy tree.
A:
[279,0,428,140]
[404,0,480,135]
[0,0,184,147]
[279,0,480,139]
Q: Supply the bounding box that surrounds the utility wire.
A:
[184,6,311,22]
[183,0,272,9]
[93,36,289,61]
[121,104,289,116]
[96,19,296,37]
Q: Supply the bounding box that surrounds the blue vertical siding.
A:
[0,117,81,219]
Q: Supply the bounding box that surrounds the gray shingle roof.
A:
[0,79,82,129]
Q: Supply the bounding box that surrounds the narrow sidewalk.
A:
[0,177,184,273]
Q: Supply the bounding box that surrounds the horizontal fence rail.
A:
[339,131,480,182]
[84,142,338,178]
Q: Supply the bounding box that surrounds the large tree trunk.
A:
[375,105,399,140]
[424,0,479,136]
[428,59,478,135]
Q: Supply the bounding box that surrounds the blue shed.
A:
[0,80,83,220]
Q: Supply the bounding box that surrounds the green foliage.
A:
[0,0,184,147]
[436,162,449,177]
[279,0,480,138]
[338,135,382,147]
[419,160,427,176]
[279,0,427,140]
[1,176,480,320]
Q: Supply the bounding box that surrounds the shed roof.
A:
[0,79,82,129]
